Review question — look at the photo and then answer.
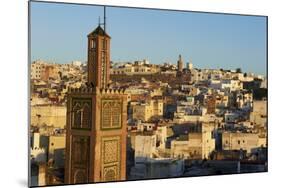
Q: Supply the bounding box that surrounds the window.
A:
[102,103,111,128]
[82,104,90,128]
[238,140,241,144]
[112,104,121,128]
[72,101,92,129]
[90,39,96,49]
[101,100,122,129]
[74,110,82,128]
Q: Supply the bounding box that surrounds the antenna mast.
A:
[104,6,106,33]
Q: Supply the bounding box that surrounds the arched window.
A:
[72,101,91,129]
[73,103,82,128]
[102,102,111,128]
[101,100,122,129]
[90,39,96,49]
[82,103,91,128]
[112,102,121,128]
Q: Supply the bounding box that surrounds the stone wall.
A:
[31,105,66,128]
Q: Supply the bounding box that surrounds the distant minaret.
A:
[177,54,184,72]
[87,6,110,88]
[186,59,193,70]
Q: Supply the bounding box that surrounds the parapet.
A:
[68,86,95,93]
[98,87,126,95]
[68,86,126,95]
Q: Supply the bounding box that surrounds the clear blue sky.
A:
[30,1,267,75]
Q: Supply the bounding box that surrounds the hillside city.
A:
[30,57,267,185]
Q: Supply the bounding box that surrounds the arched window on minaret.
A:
[90,39,96,49]
[82,103,91,129]
[102,102,111,129]
[72,103,82,128]
[112,102,121,128]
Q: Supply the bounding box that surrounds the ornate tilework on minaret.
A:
[65,7,127,184]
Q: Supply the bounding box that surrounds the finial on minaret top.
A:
[97,6,106,33]
[179,54,182,61]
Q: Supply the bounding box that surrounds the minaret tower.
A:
[87,7,110,88]
[177,54,184,72]
[65,6,127,184]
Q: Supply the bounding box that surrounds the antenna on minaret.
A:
[104,6,106,33]
[99,6,106,34]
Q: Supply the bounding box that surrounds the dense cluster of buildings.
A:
[30,60,86,185]
[30,55,267,186]
[123,55,267,178]
[30,14,267,186]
